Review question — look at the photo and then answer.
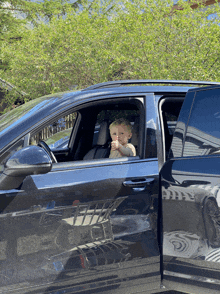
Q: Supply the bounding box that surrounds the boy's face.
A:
[110,124,132,146]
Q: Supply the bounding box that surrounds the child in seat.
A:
[109,118,136,158]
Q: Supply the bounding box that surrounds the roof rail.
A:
[83,79,220,91]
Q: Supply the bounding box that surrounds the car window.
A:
[160,98,184,158]
[94,109,140,155]
[183,88,220,157]
[0,96,51,134]
[27,98,143,163]
[30,112,77,150]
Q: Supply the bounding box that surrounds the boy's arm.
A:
[127,143,136,156]
[118,144,135,156]
[111,139,135,156]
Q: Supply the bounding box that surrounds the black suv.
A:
[0,80,219,294]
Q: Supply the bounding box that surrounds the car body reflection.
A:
[0,197,157,289]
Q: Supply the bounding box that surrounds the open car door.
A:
[161,85,220,294]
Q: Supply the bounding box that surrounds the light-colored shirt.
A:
[109,143,136,158]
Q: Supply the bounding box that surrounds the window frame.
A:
[158,95,185,166]
[0,94,151,171]
[182,88,220,158]
[29,112,78,151]
[68,95,147,162]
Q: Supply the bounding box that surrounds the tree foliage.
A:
[1,0,220,110]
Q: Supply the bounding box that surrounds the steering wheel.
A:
[38,140,57,163]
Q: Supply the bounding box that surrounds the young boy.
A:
[109,118,136,158]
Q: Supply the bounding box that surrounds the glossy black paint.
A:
[0,146,52,189]
[0,159,160,293]
[1,80,218,294]
[161,85,220,294]
[161,156,220,293]
[0,82,167,294]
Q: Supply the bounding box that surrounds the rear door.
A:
[0,94,161,294]
[161,86,220,294]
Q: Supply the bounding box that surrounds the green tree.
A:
[108,0,220,81]
[1,0,220,110]
[0,0,23,71]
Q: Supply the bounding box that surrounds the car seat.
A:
[130,117,139,156]
[83,120,111,160]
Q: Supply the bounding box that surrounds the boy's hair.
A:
[109,118,132,133]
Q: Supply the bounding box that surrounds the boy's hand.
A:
[111,136,120,151]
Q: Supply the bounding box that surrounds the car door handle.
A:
[123,177,155,188]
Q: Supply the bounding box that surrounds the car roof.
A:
[82,85,193,96]
[82,79,220,91]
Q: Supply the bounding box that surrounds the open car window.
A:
[28,97,144,163]
[160,97,184,158]
[93,109,140,153]
[30,112,77,150]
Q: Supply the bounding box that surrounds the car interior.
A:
[159,97,184,159]
[29,97,145,164]
[0,95,185,171]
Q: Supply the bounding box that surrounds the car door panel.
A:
[161,86,220,293]
[161,157,220,293]
[0,159,160,293]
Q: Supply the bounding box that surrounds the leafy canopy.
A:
[1,0,220,110]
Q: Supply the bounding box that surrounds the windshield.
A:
[0,96,59,135]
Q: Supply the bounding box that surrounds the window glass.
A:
[146,94,157,159]
[170,92,194,158]
[165,114,178,136]
[183,89,220,157]
[30,112,77,150]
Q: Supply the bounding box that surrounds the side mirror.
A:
[0,145,52,190]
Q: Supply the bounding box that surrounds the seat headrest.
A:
[97,120,110,146]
